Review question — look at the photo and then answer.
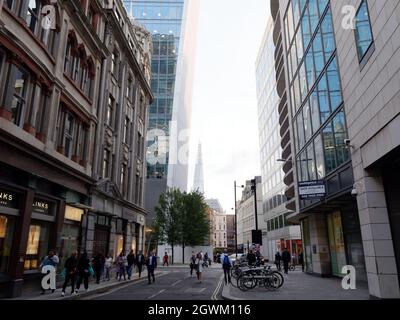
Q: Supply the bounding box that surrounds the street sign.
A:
[252,230,262,246]
[298,180,326,200]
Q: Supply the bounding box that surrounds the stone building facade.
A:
[0,0,152,298]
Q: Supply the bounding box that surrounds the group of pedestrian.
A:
[38,248,149,297]
[274,248,305,274]
[189,251,206,283]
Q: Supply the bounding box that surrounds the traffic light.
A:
[251,179,256,192]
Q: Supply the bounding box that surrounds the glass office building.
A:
[279,0,366,280]
[256,18,302,263]
[123,0,185,178]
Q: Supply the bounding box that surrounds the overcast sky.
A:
[188,0,270,213]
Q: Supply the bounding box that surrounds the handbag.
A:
[88,264,95,277]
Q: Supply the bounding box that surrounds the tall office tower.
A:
[193,142,204,193]
[256,17,301,263]
[123,0,199,226]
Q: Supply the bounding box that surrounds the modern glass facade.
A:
[284,0,351,209]
[123,0,185,178]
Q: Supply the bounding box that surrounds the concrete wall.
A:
[157,245,213,264]
[331,0,400,298]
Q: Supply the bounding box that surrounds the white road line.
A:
[171,280,182,287]
[147,289,166,300]
[211,275,224,300]
[84,272,169,300]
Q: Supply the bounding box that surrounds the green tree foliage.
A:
[154,189,210,264]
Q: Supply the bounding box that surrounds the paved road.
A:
[86,265,224,300]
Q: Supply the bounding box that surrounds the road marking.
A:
[147,289,166,300]
[211,275,224,300]
[84,272,169,300]
[172,280,182,287]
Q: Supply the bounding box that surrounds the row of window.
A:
[267,213,291,232]
[263,194,287,215]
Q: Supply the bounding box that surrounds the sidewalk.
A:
[222,269,370,300]
[9,271,166,300]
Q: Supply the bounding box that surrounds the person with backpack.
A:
[221,249,232,284]
[189,251,196,277]
[40,250,59,294]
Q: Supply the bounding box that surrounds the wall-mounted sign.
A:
[0,190,18,208]
[65,205,84,222]
[32,199,51,215]
[299,181,326,200]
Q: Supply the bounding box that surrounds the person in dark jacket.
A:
[275,252,282,271]
[247,250,256,266]
[282,248,291,274]
[298,251,305,272]
[76,251,90,292]
[146,251,157,284]
[127,250,136,280]
[61,251,78,296]
[92,251,105,284]
[136,250,145,278]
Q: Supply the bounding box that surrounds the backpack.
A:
[223,255,230,265]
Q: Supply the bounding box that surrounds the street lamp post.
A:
[234,181,244,258]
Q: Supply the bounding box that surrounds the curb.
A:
[221,282,245,301]
[20,271,165,301]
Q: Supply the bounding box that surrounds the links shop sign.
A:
[298,181,326,200]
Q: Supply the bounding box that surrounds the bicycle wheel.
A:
[264,273,280,291]
[272,271,284,288]
[237,275,250,291]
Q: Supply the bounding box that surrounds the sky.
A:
[188,0,270,213]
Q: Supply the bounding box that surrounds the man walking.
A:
[61,251,78,297]
[282,248,291,274]
[137,250,145,278]
[298,251,305,272]
[221,250,232,284]
[189,251,196,277]
[163,252,169,266]
[127,250,136,280]
[275,251,282,271]
[147,251,157,284]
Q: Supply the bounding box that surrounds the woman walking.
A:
[104,254,113,281]
[76,251,90,293]
[116,251,127,281]
[195,252,203,284]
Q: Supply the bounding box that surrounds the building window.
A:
[355,0,374,62]
[123,116,129,144]
[3,64,30,126]
[63,113,74,158]
[106,95,114,127]
[120,164,127,195]
[111,51,119,76]
[26,0,40,33]
[103,149,110,178]
[0,215,16,276]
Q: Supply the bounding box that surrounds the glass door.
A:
[327,211,347,277]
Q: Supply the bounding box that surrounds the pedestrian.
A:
[76,251,90,293]
[298,251,305,272]
[92,251,105,284]
[189,251,196,277]
[104,254,113,281]
[216,253,221,264]
[204,252,209,266]
[221,249,232,284]
[255,250,261,265]
[282,248,291,274]
[195,252,203,284]
[61,250,78,297]
[275,251,282,271]
[146,251,157,284]
[163,252,169,266]
[116,251,127,281]
[127,250,136,280]
[40,250,59,294]
[247,250,256,266]
[136,250,145,278]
